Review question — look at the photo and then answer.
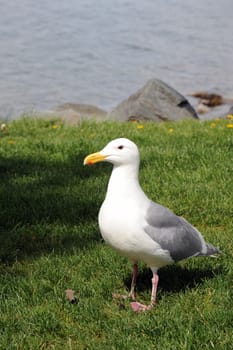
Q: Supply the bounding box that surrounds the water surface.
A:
[0,0,232,119]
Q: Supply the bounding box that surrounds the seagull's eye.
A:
[118,145,124,150]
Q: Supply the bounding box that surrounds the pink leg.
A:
[129,263,138,300]
[131,272,159,312]
[150,273,159,306]
[112,263,138,300]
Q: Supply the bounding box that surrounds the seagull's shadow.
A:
[124,264,222,298]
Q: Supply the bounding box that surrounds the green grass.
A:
[0,116,232,349]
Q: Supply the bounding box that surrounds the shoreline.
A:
[1,83,232,123]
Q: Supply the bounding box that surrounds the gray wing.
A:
[144,200,213,262]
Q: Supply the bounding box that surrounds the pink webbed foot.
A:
[130,301,154,313]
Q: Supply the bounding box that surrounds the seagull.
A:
[83,138,220,312]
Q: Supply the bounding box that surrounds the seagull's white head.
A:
[84,138,140,167]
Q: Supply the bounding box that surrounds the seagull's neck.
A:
[105,163,144,199]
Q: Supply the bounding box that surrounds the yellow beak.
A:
[83,152,107,165]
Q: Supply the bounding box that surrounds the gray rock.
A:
[54,103,107,124]
[227,105,233,115]
[107,79,198,122]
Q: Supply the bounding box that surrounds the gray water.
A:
[0,0,233,119]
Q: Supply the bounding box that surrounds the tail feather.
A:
[206,242,221,255]
[203,242,221,257]
[196,242,221,257]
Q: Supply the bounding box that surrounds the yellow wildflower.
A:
[227,114,233,120]
[168,128,174,133]
[137,124,144,129]
[52,124,58,129]
[210,122,216,128]
[226,123,233,128]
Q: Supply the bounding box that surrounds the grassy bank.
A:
[0,116,232,349]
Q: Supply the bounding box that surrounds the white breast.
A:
[98,197,173,267]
